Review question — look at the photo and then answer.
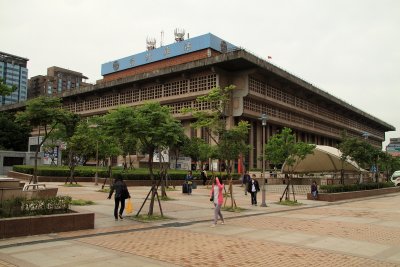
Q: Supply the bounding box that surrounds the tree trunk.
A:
[148,148,155,216]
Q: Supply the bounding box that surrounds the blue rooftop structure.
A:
[101,33,238,76]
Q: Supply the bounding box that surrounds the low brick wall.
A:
[307,187,400,202]
[0,211,95,239]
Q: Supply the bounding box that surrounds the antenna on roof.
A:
[146,37,156,50]
[174,28,185,42]
[160,31,164,47]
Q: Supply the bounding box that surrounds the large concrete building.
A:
[0,32,395,170]
[28,66,90,99]
[0,51,29,106]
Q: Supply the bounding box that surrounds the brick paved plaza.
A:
[0,182,399,266]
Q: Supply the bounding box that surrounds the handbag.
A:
[210,194,214,202]
[126,199,133,214]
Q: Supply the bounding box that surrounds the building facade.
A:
[64,32,394,170]
[0,51,29,106]
[28,66,89,99]
[0,32,395,170]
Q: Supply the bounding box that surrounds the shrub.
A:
[0,196,72,218]
[320,182,394,193]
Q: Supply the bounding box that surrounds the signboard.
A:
[43,146,59,165]
[169,156,191,170]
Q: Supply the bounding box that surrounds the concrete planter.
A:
[307,186,400,202]
[0,211,95,239]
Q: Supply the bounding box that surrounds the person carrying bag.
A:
[108,177,131,220]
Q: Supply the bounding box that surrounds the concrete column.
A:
[0,155,4,175]
[249,122,255,170]
[256,123,262,169]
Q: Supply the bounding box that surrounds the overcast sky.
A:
[1,0,399,148]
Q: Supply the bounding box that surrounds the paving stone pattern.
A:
[0,182,399,267]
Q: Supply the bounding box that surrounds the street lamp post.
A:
[94,140,99,186]
[259,113,268,207]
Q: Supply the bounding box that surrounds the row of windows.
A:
[245,98,342,136]
[248,76,383,139]
[64,74,217,113]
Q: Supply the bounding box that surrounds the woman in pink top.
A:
[210,177,225,227]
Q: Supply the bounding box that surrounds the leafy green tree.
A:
[88,116,121,187]
[0,112,31,151]
[0,77,16,97]
[379,152,400,181]
[58,113,82,184]
[339,133,383,183]
[169,132,189,170]
[180,137,204,167]
[183,85,249,208]
[264,127,315,201]
[131,102,184,216]
[15,97,70,184]
[102,107,138,170]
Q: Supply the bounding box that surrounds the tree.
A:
[0,77,16,97]
[379,152,400,181]
[102,107,138,171]
[131,102,184,216]
[180,137,204,167]
[264,127,315,201]
[0,112,31,151]
[58,113,84,184]
[15,97,69,184]
[183,85,249,208]
[88,116,122,188]
[339,133,382,183]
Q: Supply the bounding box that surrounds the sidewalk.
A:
[0,182,399,266]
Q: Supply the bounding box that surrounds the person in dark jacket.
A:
[185,170,193,195]
[242,171,251,195]
[247,174,260,205]
[108,177,131,220]
[311,180,318,200]
[201,169,208,186]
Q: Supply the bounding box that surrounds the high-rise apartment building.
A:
[386,138,400,157]
[0,51,29,106]
[28,66,89,99]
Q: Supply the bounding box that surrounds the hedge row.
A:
[320,182,394,193]
[12,165,240,181]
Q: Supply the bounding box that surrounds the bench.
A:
[22,183,46,191]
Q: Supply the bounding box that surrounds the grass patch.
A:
[129,214,171,222]
[278,200,302,206]
[97,188,110,193]
[62,183,83,187]
[160,195,175,201]
[71,199,95,205]
[222,206,246,212]
[165,187,177,191]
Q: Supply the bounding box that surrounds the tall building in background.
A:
[28,66,89,99]
[0,51,29,106]
[386,138,400,157]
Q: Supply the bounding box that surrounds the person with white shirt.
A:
[247,174,260,205]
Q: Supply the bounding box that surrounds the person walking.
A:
[201,168,208,186]
[242,171,251,195]
[107,177,131,220]
[185,170,193,195]
[311,180,318,200]
[247,174,260,205]
[210,177,225,227]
